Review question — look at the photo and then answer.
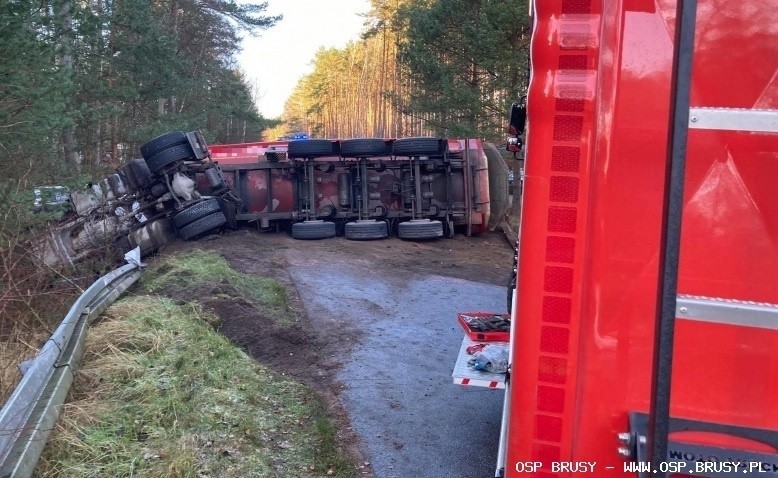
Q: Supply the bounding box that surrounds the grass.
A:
[36,250,354,478]
[140,249,292,324]
[0,335,43,404]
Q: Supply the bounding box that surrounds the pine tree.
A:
[0,1,69,177]
[397,0,529,139]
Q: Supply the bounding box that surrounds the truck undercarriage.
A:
[34,134,511,268]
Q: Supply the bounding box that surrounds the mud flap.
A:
[483,143,510,231]
[217,197,239,229]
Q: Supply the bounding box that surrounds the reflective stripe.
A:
[688,107,778,133]
[677,295,778,330]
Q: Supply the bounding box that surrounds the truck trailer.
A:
[35,134,512,267]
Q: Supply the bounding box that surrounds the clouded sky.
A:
[238,0,371,119]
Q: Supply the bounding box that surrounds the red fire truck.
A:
[453,0,777,476]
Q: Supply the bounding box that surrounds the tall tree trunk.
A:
[111,115,119,166]
[93,0,105,166]
[379,28,387,137]
[168,0,179,115]
[58,0,80,166]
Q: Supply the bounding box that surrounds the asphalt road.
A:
[286,255,506,478]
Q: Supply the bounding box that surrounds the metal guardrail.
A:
[0,248,143,478]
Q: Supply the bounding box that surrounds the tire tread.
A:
[291,221,336,239]
[340,138,388,157]
[345,221,388,240]
[141,131,188,159]
[392,137,446,156]
[287,139,336,158]
[146,144,195,174]
[398,219,444,240]
[174,198,222,229]
[178,211,226,240]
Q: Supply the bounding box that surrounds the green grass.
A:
[36,253,353,478]
[140,249,291,324]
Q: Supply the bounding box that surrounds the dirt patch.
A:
[161,228,512,382]
[154,227,513,473]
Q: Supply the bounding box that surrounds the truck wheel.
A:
[287,139,336,158]
[291,220,336,240]
[146,144,195,174]
[178,211,226,241]
[392,137,447,156]
[123,158,153,191]
[344,220,388,240]
[173,198,222,229]
[140,131,188,159]
[398,219,444,240]
[340,138,388,157]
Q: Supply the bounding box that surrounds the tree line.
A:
[1,0,530,182]
[0,0,279,180]
[269,0,530,141]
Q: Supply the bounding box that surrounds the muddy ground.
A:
[161,227,513,477]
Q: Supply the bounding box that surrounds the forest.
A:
[270,0,530,142]
[0,0,529,181]
[1,0,278,180]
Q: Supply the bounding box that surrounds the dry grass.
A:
[0,332,44,404]
[0,177,116,403]
[36,289,353,477]
[0,245,113,403]
[2,237,353,477]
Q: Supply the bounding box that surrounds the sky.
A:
[237,0,372,119]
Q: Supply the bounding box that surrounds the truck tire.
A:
[398,219,444,240]
[146,144,195,174]
[291,220,336,240]
[140,131,188,159]
[287,139,336,158]
[173,198,222,229]
[123,158,153,191]
[178,211,226,241]
[340,138,388,157]
[344,220,389,240]
[392,137,447,156]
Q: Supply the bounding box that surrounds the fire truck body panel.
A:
[506,0,778,475]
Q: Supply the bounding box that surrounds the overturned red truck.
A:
[36,133,512,267]
[451,0,777,476]
[207,137,509,239]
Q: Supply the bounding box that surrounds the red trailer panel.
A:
[207,138,497,234]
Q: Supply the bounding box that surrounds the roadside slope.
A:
[36,250,355,478]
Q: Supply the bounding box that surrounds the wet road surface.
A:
[286,252,506,478]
